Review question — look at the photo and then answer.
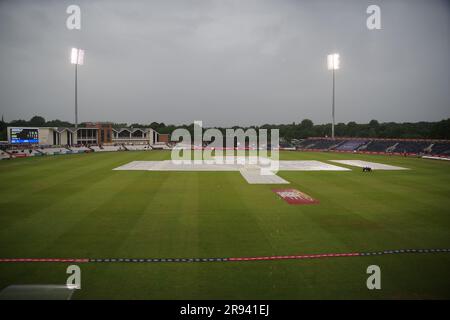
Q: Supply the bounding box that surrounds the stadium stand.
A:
[91,145,124,152]
[333,140,367,151]
[0,150,10,160]
[361,140,397,152]
[279,142,296,150]
[6,147,43,157]
[29,149,43,156]
[124,144,152,151]
[312,139,340,150]
[296,137,450,157]
[2,136,449,160]
[391,141,430,154]
[429,142,450,156]
[89,145,102,152]
[296,139,338,150]
[38,147,69,155]
[69,146,91,153]
[292,140,313,149]
[151,143,171,150]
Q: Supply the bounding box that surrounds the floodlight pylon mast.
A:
[332,66,335,139]
[71,48,84,129]
[327,53,339,139]
[75,62,78,129]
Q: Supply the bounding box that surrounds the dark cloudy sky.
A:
[0,0,449,126]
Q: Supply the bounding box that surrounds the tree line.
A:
[1,116,449,142]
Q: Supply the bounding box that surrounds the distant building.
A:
[112,127,157,145]
[157,133,170,143]
[86,122,113,144]
[7,122,168,146]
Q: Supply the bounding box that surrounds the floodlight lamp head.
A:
[327,53,340,70]
[71,48,85,65]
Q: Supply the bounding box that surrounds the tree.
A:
[45,119,73,127]
[1,115,449,141]
[431,118,450,139]
[300,119,314,130]
[369,119,379,127]
[29,116,46,126]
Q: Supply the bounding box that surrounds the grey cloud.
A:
[0,0,449,126]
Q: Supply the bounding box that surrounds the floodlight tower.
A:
[327,53,340,139]
[70,48,85,129]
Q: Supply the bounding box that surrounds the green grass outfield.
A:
[0,150,449,299]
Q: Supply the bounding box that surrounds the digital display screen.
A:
[10,128,39,144]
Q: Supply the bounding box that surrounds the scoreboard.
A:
[9,127,39,144]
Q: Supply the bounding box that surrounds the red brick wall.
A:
[158,134,169,143]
